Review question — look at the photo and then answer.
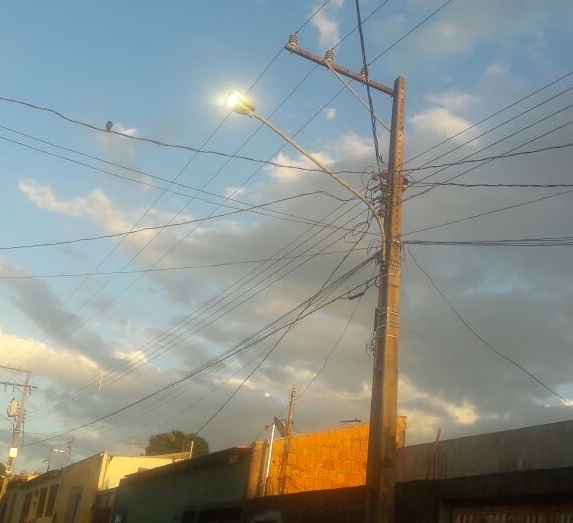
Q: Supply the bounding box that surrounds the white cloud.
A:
[426,91,477,110]
[310,0,344,49]
[323,107,336,120]
[225,186,245,199]
[485,62,510,76]
[410,107,474,141]
[266,151,332,181]
[18,178,109,217]
[332,133,377,161]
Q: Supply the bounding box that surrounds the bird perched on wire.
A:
[105,120,113,131]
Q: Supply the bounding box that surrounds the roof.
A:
[121,446,252,484]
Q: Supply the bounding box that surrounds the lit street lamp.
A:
[226,84,405,523]
[225,92,384,237]
[45,447,66,472]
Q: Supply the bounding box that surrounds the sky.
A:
[0,0,572,473]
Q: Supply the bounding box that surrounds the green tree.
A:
[145,430,209,457]
[0,463,5,476]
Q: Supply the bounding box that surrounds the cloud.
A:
[310,0,344,49]
[323,107,336,120]
[410,107,474,141]
[426,92,477,111]
[485,62,510,77]
[19,179,108,217]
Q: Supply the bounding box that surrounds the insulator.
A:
[324,49,335,63]
[361,65,369,79]
[287,33,298,50]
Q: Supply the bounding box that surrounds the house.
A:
[0,470,59,523]
[394,419,573,521]
[253,423,370,496]
[0,452,183,523]
[246,419,573,522]
[112,447,259,523]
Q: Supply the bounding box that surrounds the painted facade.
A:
[0,453,181,523]
[259,423,369,496]
[112,447,256,523]
[0,471,60,523]
[253,418,406,496]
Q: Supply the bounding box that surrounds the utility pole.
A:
[65,437,75,465]
[0,367,36,497]
[278,385,296,494]
[285,37,405,522]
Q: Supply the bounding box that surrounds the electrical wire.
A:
[0,247,369,280]
[355,0,384,172]
[404,70,573,166]
[368,0,457,66]
[408,249,573,407]
[24,256,378,444]
[405,141,573,174]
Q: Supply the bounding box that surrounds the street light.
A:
[225,91,384,238]
[226,86,405,523]
[46,447,66,472]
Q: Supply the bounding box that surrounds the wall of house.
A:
[52,452,181,523]
[261,424,369,496]
[98,455,183,490]
[244,485,367,523]
[0,471,61,523]
[394,467,573,522]
[113,450,252,523]
[57,453,103,523]
[396,419,573,482]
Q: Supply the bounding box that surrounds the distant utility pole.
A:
[0,367,37,497]
[278,385,297,494]
[65,437,75,465]
[285,36,405,523]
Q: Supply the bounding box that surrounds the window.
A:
[36,488,48,518]
[18,493,32,523]
[45,484,59,517]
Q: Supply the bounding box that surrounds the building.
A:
[255,423,369,496]
[394,419,573,521]
[0,471,59,523]
[0,452,183,523]
[112,447,259,523]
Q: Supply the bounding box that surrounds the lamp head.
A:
[226,91,255,116]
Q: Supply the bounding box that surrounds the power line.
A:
[24,257,378,444]
[405,141,573,174]
[405,237,573,247]
[0,191,353,252]
[195,229,369,435]
[368,0,457,65]
[404,186,573,237]
[26,204,369,420]
[0,247,369,280]
[355,0,383,173]
[404,69,573,166]
[408,249,573,407]
[415,181,573,189]
[405,114,573,203]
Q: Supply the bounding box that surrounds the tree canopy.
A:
[145,430,209,457]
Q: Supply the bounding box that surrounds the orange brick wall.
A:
[264,424,369,495]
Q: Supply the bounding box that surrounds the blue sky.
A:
[1,0,573,472]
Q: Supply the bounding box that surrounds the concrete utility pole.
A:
[0,367,36,497]
[285,38,405,523]
[278,385,297,494]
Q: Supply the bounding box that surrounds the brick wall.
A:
[264,424,369,495]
